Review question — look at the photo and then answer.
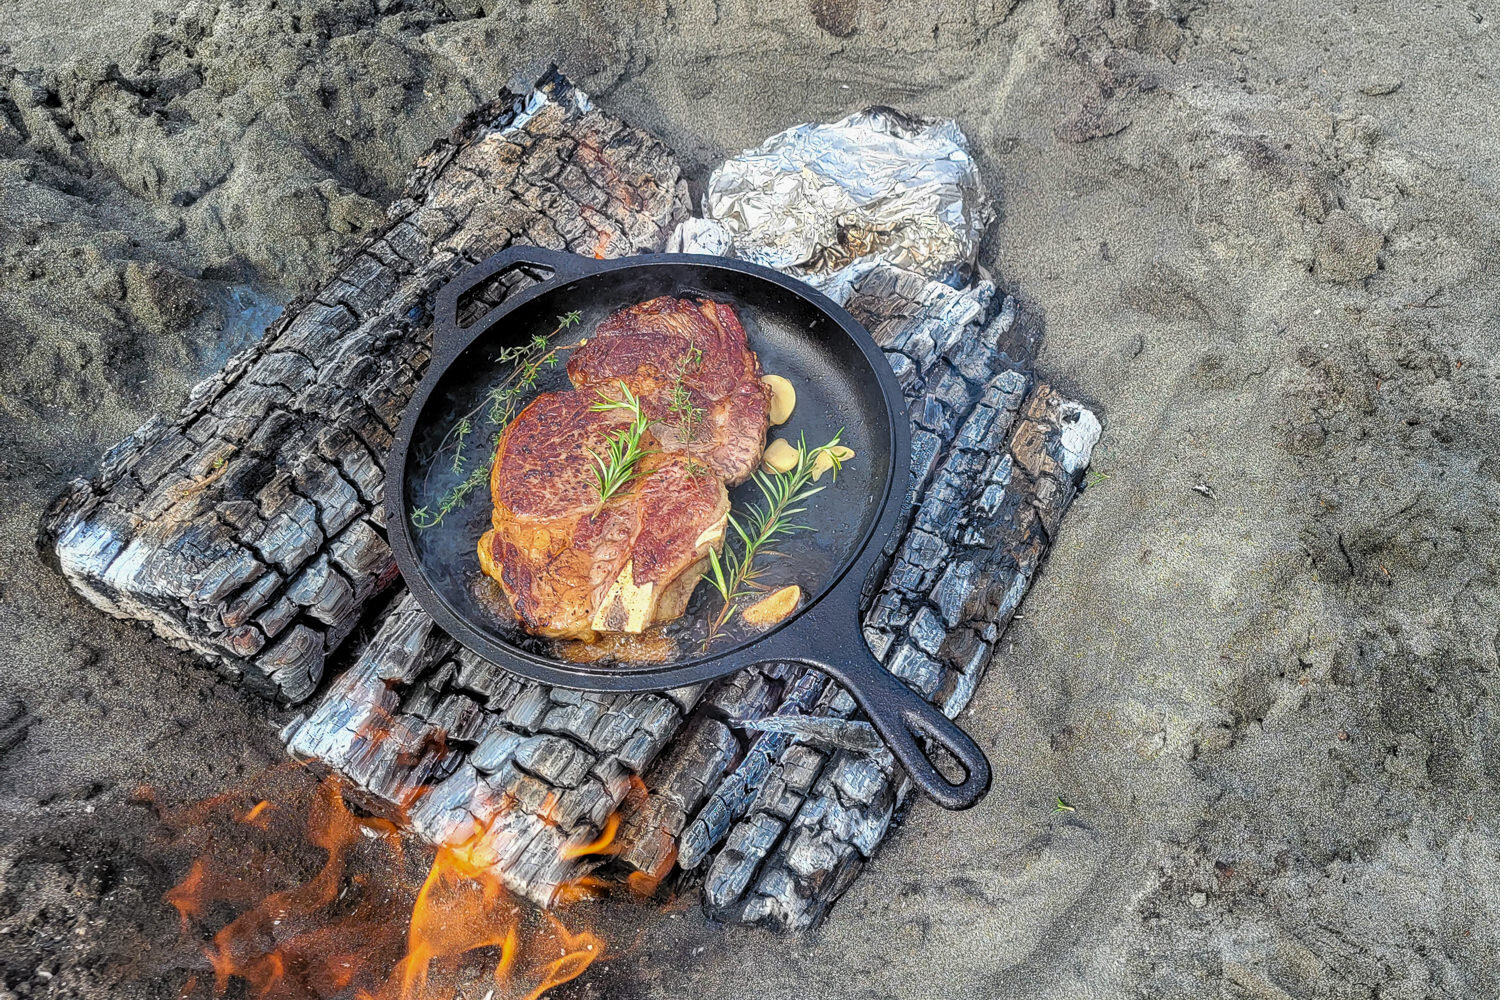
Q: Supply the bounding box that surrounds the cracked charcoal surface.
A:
[675,374,1092,931]
[41,72,689,703]
[281,237,1081,919]
[3,2,1500,999]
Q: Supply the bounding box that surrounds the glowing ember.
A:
[625,844,678,899]
[239,800,273,827]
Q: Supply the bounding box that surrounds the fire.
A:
[625,844,678,899]
[559,812,620,861]
[156,771,612,1000]
[524,916,603,1000]
[392,820,601,1000]
[198,780,359,995]
[164,859,208,932]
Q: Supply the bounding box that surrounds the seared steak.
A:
[480,297,769,641]
[568,297,772,485]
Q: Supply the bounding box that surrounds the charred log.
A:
[689,379,1099,930]
[282,590,706,903]
[283,260,1099,918]
[42,72,690,703]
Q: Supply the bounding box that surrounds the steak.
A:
[568,296,772,485]
[479,297,770,640]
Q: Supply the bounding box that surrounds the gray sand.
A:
[2,1,1497,997]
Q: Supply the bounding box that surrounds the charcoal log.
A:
[42,72,689,703]
[282,588,706,905]
[697,380,1100,931]
[282,266,1022,903]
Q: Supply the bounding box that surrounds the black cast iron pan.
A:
[385,246,992,810]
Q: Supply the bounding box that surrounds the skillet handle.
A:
[431,246,598,368]
[809,646,992,810]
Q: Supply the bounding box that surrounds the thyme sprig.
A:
[410,467,488,530]
[587,380,655,508]
[483,310,580,425]
[411,311,582,530]
[703,432,845,648]
[666,343,705,448]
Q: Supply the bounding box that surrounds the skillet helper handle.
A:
[431,246,597,368]
[811,645,993,811]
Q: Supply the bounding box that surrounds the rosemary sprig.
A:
[587,380,655,507]
[411,311,582,531]
[703,432,845,648]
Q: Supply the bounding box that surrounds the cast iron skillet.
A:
[385,246,992,810]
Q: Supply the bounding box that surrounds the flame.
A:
[550,877,613,905]
[157,771,611,1000]
[559,813,620,861]
[164,859,208,933]
[522,916,603,1000]
[626,843,678,899]
[396,822,518,999]
[195,780,361,996]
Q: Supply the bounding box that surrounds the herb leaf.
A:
[666,342,706,449]
[412,311,581,531]
[410,466,489,530]
[587,380,655,507]
[702,431,845,648]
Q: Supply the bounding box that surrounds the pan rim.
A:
[386,252,910,693]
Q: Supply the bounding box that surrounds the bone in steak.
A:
[480,298,770,640]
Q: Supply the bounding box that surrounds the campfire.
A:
[43,70,1100,997]
[153,772,611,1000]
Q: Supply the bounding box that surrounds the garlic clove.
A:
[761,437,799,474]
[741,584,802,627]
[761,374,796,425]
[810,444,855,482]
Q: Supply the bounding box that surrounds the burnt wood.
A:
[42,72,690,703]
[685,379,1098,930]
[283,262,1100,920]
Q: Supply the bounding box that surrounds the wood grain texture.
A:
[42,73,689,703]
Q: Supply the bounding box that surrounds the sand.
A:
[2,1,1498,997]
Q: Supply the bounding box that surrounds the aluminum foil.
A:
[690,107,991,300]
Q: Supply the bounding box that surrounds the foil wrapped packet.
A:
[672,108,992,301]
